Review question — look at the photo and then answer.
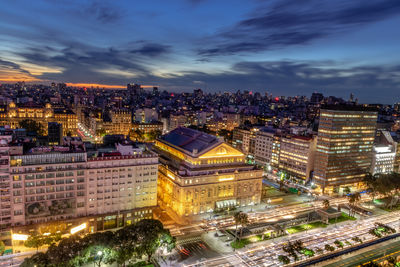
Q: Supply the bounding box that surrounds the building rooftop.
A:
[321,105,378,112]
[159,127,222,155]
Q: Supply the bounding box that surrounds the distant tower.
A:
[127,83,143,95]
[349,93,354,102]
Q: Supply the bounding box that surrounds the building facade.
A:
[254,128,282,170]
[154,127,263,219]
[371,146,396,175]
[313,108,377,193]
[132,121,163,134]
[278,135,317,182]
[0,142,158,236]
[232,127,258,154]
[0,102,77,136]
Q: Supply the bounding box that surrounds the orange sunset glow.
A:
[66,83,126,89]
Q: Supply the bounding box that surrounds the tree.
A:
[21,252,50,267]
[324,244,335,252]
[42,232,62,246]
[233,211,249,242]
[130,129,144,142]
[293,240,304,252]
[334,240,344,249]
[0,240,5,256]
[343,186,351,195]
[282,242,298,262]
[24,233,44,252]
[218,129,232,143]
[351,236,363,244]
[135,219,175,263]
[114,226,138,267]
[323,199,330,210]
[22,220,174,266]
[387,256,396,266]
[279,180,285,191]
[364,172,400,209]
[348,192,361,216]
[278,255,290,265]
[19,119,45,136]
[147,130,162,141]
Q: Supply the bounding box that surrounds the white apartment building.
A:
[254,129,278,168]
[371,146,396,175]
[1,143,158,234]
[0,141,11,231]
[9,152,87,226]
[86,153,158,229]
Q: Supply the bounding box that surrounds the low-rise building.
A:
[154,127,263,219]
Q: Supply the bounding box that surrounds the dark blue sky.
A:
[0,0,400,103]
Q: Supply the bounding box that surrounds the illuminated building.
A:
[371,146,395,174]
[278,135,317,182]
[0,136,11,231]
[0,102,77,136]
[2,141,157,235]
[101,109,132,136]
[371,130,396,175]
[232,127,259,154]
[314,107,378,193]
[154,127,263,219]
[168,114,187,131]
[132,121,163,134]
[254,128,282,169]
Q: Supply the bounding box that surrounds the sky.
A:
[0,0,400,103]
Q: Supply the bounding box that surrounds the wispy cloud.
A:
[198,0,400,56]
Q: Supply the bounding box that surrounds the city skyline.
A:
[0,0,400,103]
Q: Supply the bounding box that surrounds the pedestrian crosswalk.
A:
[177,236,203,245]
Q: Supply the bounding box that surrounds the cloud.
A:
[138,60,400,103]
[130,43,171,57]
[198,0,400,56]
[0,58,31,75]
[14,42,149,84]
[84,1,122,23]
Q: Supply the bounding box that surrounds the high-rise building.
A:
[278,135,317,182]
[310,93,324,104]
[254,128,282,170]
[232,127,259,154]
[154,127,263,219]
[48,122,63,145]
[314,107,378,194]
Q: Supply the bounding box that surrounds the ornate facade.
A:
[0,102,77,136]
[154,127,263,218]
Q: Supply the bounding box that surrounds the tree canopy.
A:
[21,219,175,267]
[19,119,45,136]
[363,172,400,208]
